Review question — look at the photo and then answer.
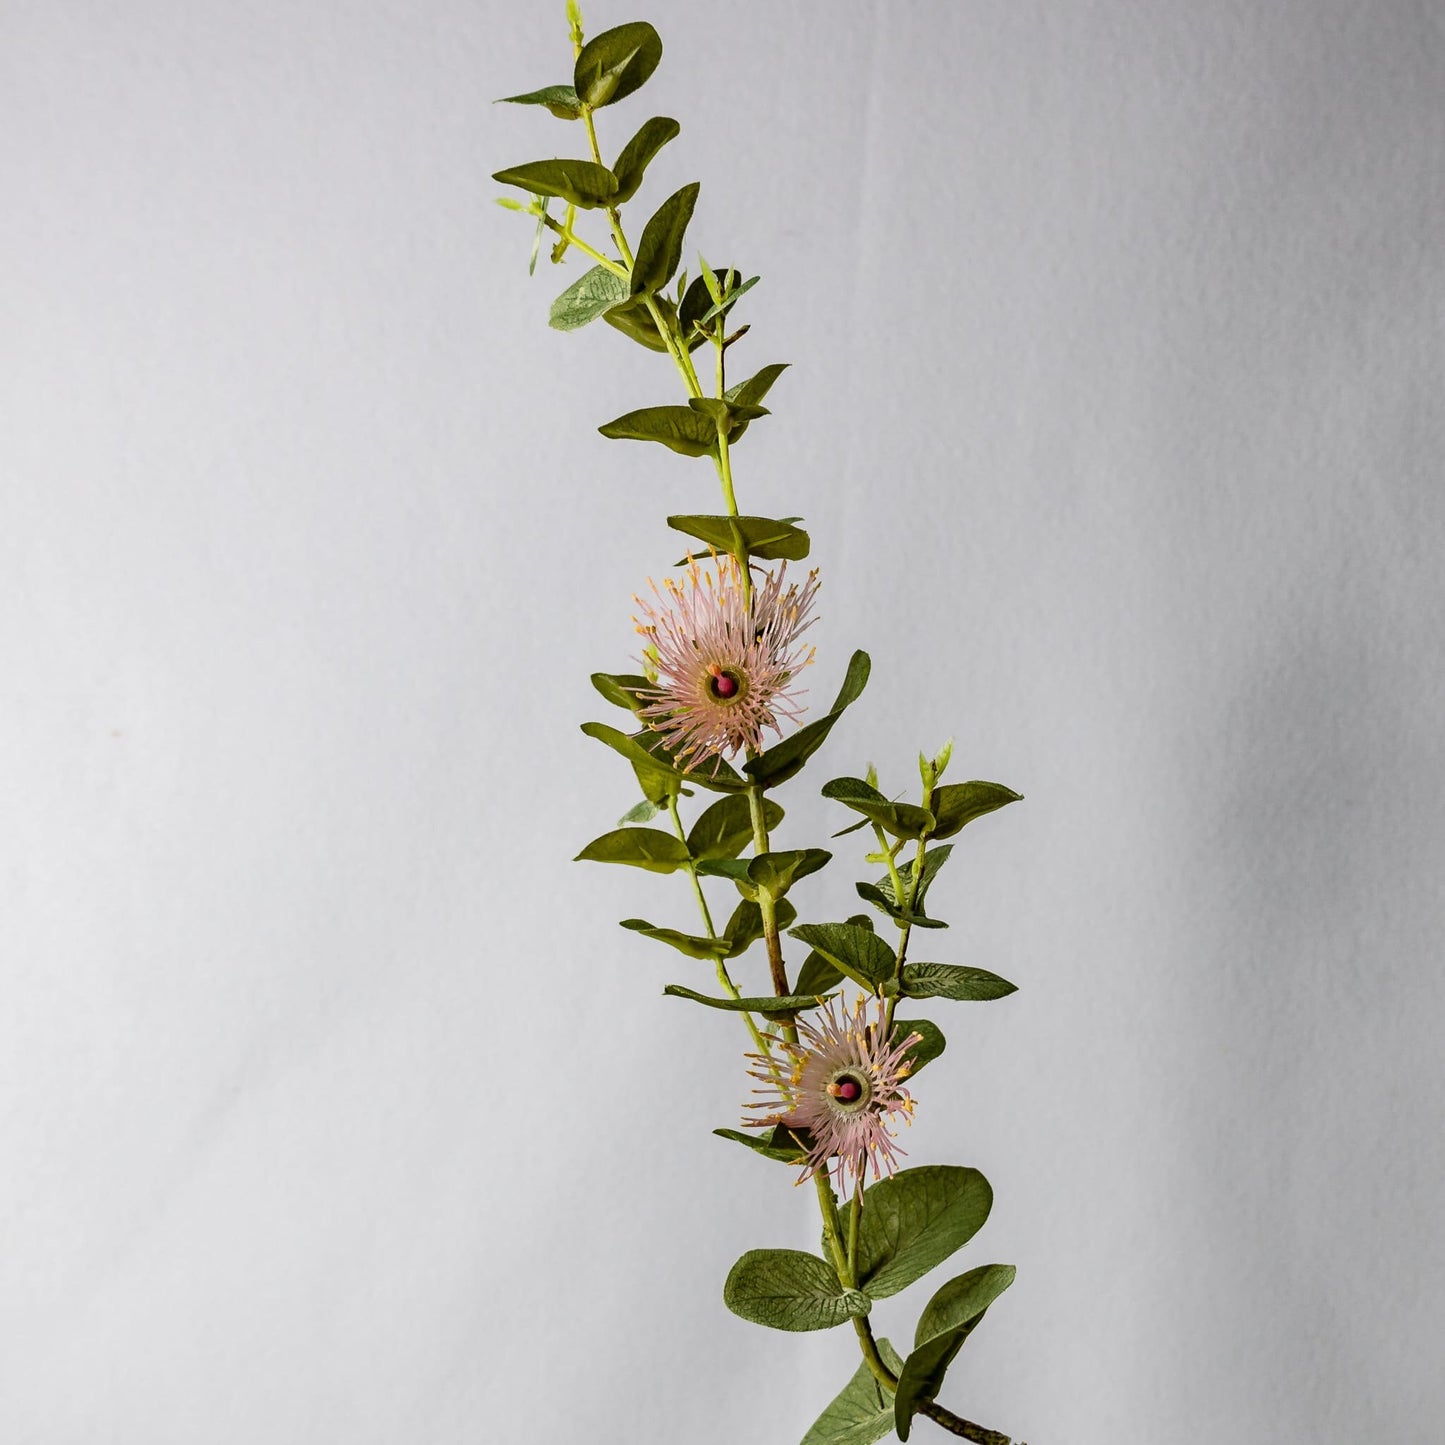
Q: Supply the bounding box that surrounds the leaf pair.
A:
[798,1265,1017,1444]
[724,1166,994,1336]
[498,21,662,119]
[624,895,796,965]
[695,848,831,903]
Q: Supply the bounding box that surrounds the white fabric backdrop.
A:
[3,2,1442,1441]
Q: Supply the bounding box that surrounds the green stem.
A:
[579,104,703,399]
[884,835,929,1038]
[536,212,625,275]
[872,821,909,908]
[663,795,775,1064]
[746,782,790,998]
[813,1172,852,1285]
[847,1179,862,1283]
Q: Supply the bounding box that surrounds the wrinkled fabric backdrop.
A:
[3,2,1442,1441]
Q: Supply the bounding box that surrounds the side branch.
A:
[918,1400,1025,1445]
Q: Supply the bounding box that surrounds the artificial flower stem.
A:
[915,1403,1024,1445]
[813,1172,854,1287]
[872,820,910,911]
[535,211,625,275]
[713,427,752,608]
[578,105,704,399]
[665,795,777,1065]
[668,795,719,938]
[884,834,930,1038]
[847,1178,862,1284]
[746,782,791,998]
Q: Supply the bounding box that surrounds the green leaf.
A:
[926,782,1023,839]
[745,650,871,788]
[696,857,757,898]
[725,361,790,408]
[723,1249,870,1332]
[795,951,843,994]
[796,914,877,994]
[631,182,699,295]
[852,1166,993,1301]
[581,721,679,799]
[598,404,717,458]
[620,918,730,960]
[687,794,783,861]
[854,881,948,931]
[801,1339,906,1445]
[893,1016,945,1077]
[679,266,741,337]
[749,848,831,898]
[713,1124,812,1165]
[722,896,796,954]
[573,20,662,109]
[612,115,680,202]
[720,360,789,443]
[495,84,583,120]
[894,1265,1016,1440]
[856,845,954,929]
[616,798,659,825]
[663,983,835,1016]
[491,158,619,209]
[822,777,935,840]
[687,396,770,440]
[591,671,653,712]
[548,264,629,332]
[639,730,747,793]
[893,845,953,911]
[580,721,745,797]
[668,513,810,563]
[901,964,1017,1002]
[788,921,896,989]
[698,273,759,324]
[575,826,689,873]
[601,292,669,351]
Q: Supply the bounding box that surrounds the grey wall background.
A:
[3,2,1443,1442]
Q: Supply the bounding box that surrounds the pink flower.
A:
[745,994,920,1192]
[632,552,819,766]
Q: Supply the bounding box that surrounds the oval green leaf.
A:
[686,793,783,861]
[549,264,629,332]
[789,921,896,988]
[631,181,699,295]
[667,513,810,563]
[745,650,871,788]
[723,1248,870,1332]
[495,84,583,119]
[801,1338,906,1445]
[598,404,717,458]
[491,158,619,209]
[894,1265,1017,1440]
[748,848,831,898]
[893,1016,945,1077]
[612,115,680,202]
[574,826,689,873]
[662,983,835,1016]
[927,781,1023,839]
[852,1166,993,1300]
[620,918,731,960]
[573,20,662,109]
[713,1124,812,1166]
[901,963,1018,1001]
